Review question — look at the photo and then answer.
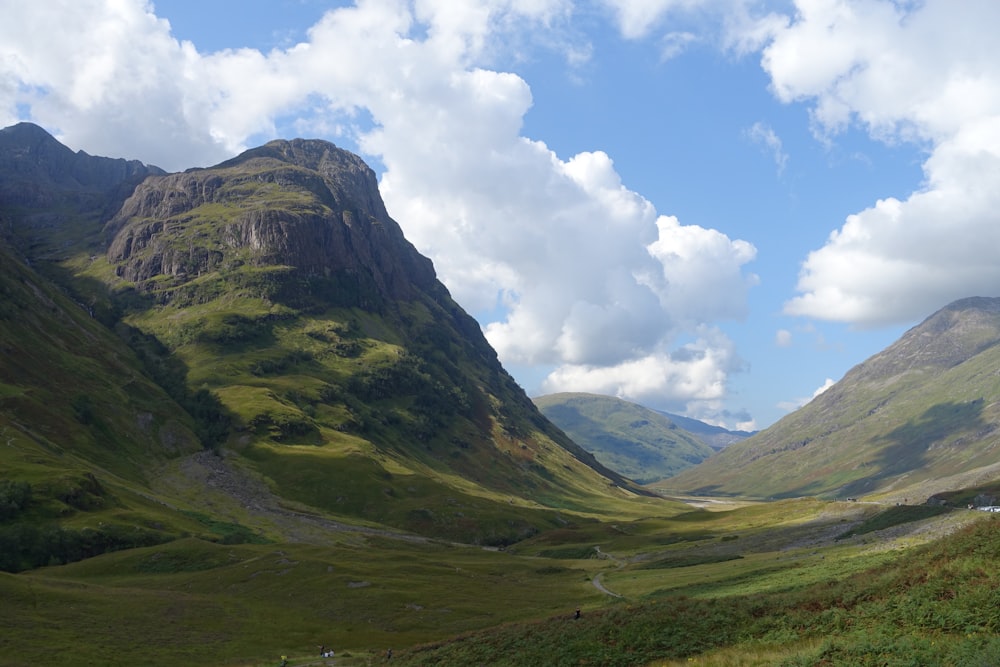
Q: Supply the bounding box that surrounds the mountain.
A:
[0,123,653,571]
[534,392,717,484]
[0,122,163,262]
[654,410,753,451]
[664,297,1000,501]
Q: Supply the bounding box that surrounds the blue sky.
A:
[3,1,995,430]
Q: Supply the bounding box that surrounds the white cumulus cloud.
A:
[777,376,836,413]
[763,0,1000,326]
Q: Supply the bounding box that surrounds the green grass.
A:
[837,504,953,539]
[386,515,1000,666]
[0,480,990,666]
[0,536,603,666]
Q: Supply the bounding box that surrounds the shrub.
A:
[0,480,31,520]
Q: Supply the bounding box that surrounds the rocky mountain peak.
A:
[849,296,1000,384]
[105,137,436,304]
[211,138,390,222]
[0,122,161,198]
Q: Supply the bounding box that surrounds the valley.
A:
[2,479,990,666]
[4,122,1000,666]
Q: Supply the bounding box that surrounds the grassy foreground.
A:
[2,496,996,666]
[391,512,1000,666]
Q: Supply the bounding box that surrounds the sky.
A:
[2,0,997,431]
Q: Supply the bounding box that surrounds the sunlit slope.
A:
[664,297,1000,500]
[534,392,715,483]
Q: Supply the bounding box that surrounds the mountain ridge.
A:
[663,295,1000,501]
[534,392,719,484]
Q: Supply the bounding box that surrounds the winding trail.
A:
[591,546,624,598]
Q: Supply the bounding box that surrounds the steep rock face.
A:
[105,139,435,301]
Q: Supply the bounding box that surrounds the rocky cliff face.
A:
[105,138,436,302]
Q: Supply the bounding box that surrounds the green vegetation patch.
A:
[180,511,270,545]
[639,552,744,569]
[838,504,952,540]
[537,546,601,559]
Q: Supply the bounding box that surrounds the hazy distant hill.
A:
[0,123,653,572]
[654,410,754,451]
[534,392,717,484]
[664,297,1000,501]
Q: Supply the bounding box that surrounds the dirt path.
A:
[591,546,624,598]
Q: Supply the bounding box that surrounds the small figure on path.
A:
[574,608,581,619]
[385,647,393,660]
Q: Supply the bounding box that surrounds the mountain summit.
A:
[104,138,437,301]
[668,296,1000,501]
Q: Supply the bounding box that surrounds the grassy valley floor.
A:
[3,493,992,666]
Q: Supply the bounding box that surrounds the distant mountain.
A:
[664,297,1000,501]
[534,393,717,484]
[654,410,753,451]
[0,122,163,261]
[0,124,654,572]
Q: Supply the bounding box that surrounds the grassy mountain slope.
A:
[95,139,651,539]
[534,392,716,483]
[663,297,1000,501]
[0,124,654,556]
[0,239,218,571]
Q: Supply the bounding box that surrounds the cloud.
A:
[746,121,788,174]
[659,31,698,60]
[777,377,836,413]
[0,0,759,428]
[775,329,792,347]
[597,0,705,40]
[599,0,788,55]
[812,377,835,398]
[541,325,749,420]
[762,0,1000,326]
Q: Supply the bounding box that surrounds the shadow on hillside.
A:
[834,399,986,499]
